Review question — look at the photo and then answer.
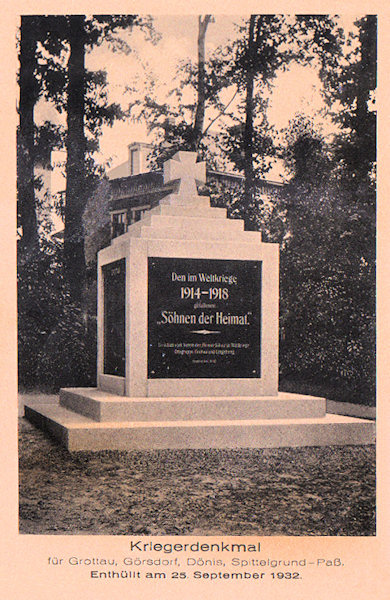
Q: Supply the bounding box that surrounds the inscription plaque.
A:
[148,257,261,378]
[103,258,126,377]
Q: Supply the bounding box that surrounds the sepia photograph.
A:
[17,12,376,536]
[1,2,386,599]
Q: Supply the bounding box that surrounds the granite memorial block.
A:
[96,149,279,398]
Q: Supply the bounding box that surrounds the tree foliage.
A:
[17,14,376,402]
[17,15,154,295]
[328,16,376,198]
[260,14,376,403]
[17,17,42,255]
[17,14,155,388]
[130,15,243,167]
[274,117,374,401]
[220,15,343,204]
[17,239,97,391]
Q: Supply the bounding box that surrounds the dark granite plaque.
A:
[103,259,126,377]
[148,257,261,378]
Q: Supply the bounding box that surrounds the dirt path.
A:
[19,419,375,536]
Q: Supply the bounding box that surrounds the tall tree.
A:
[243,15,257,209]
[17,17,40,255]
[64,15,87,301]
[133,15,240,166]
[65,16,155,301]
[260,14,376,403]
[18,16,67,254]
[222,15,343,214]
[215,15,293,227]
[17,15,156,390]
[36,15,154,301]
[328,15,376,196]
[275,110,375,402]
[191,15,213,151]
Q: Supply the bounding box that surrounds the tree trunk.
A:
[64,15,87,303]
[243,15,257,209]
[192,15,212,151]
[355,15,377,170]
[18,16,40,255]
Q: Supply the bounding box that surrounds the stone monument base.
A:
[24,389,375,452]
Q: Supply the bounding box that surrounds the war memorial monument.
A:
[24,151,375,451]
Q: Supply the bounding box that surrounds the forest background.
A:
[16,14,376,406]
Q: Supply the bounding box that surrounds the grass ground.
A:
[19,418,375,536]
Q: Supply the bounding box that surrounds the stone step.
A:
[149,214,244,232]
[160,195,211,208]
[149,204,227,219]
[24,401,375,452]
[59,388,327,422]
[140,225,261,243]
[113,216,254,243]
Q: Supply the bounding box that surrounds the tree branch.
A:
[203,86,239,137]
